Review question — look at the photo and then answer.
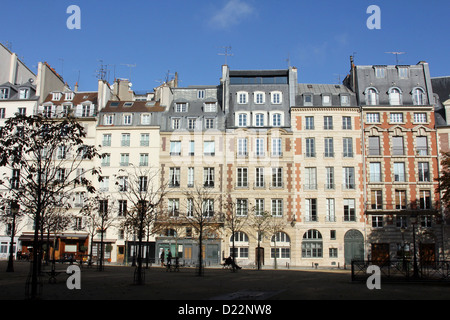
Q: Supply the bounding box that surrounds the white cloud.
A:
[209,0,255,29]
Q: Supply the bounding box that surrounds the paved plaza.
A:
[0,261,448,300]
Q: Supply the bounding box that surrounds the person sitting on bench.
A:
[224,256,241,270]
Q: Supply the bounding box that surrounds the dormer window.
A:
[65,92,74,101]
[19,88,30,99]
[398,67,408,79]
[0,88,9,99]
[197,90,205,99]
[175,103,187,112]
[304,94,313,106]
[52,92,61,101]
[204,102,217,113]
[237,92,248,104]
[365,88,378,105]
[123,102,133,107]
[322,95,331,106]
[412,88,426,105]
[271,91,282,104]
[341,95,350,106]
[375,67,385,78]
[388,87,402,106]
[254,92,265,104]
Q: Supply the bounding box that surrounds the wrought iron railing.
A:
[351,260,450,282]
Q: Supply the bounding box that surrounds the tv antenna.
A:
[96,60,108,81]
[385,52,406,65]
[121,63,136,81]
[218,46,233,65]
[285,53,291,68]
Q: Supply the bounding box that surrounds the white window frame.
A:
[271,91,282,104]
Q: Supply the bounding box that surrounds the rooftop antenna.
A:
[3,41,12,51]
[218,46,233,65]
[385,52,406,65]
[121,63,136,81]
[285,53,291,68]
[96,60,108,81]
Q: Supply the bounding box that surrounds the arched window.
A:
[271,231,290,244]
[271,231,290,259]
[412,88,426,105]
[229,232,249,259]
[302,229,323,258]
[388,87,402,106]
[230,231,249,243]
[365,88,378,106]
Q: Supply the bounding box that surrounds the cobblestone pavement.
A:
[0,261,448,300]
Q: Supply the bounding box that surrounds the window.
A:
[187,199,194,217]
[305,138,315,157]
[302,230,322,258]
[204,167,215,187]
[254,92,265,104]
[389,88,402,105]
[370,162,382,182]
[305,198,317,221]
[255,138,264,157]
[140,133,149,146]
[272,138,282,156]
[366,112,380,123]
[238,92,248,104]
[81,104,91,117]
[237,138,248,156]
[419,190,431,210]
[101,153,110,166]
[202,199,214,217]
[324,138,334,158]
[237,113,247,127]
[366,88,378,105]
[52,92,61,101]
[414,113,427,123]
[372,216,383,228]
[205,118,215,129]
[100,176,109,191]
[204,141,215,156]
[187,167,194,187]
[371,190,383,210]
[272,113,282,127]
[416,136,428,155]
[305,116,314,130]
[326,199,335,222]
[139,176,148,192]
[236,199,248,216]
[390,113,403,123]
[141,114,151,125]
[117,176,128,192]
[418,162,430,182]
[271,92,282,104]
[169,167,180,187]
[272,167,283,188]
[175,103,187,112]
[343,138,353,158]
[189,140,195,156]
[326,167,335,190]
[368,136,381,156]
[118,200,127,216]
[341,95,350,106]
[255,199,264,215]
[305,167,317,190]
[324,116,333,130]
[375,68,385,78]
[398,67,408,79]
[322,95,331,106]
[123,114,132,125]
[421,216,432,228]
[304,94,313,106]
[342,116,352,130]
[0,88,9,99]
[329,248,338,258]
[395,190,407,209]
[20,88,30,99]
[120,153,129,166]
[170,141,181,156]
[168,199,180,216]
[0,108,5,118]
[255,167,265,188]
[343,199,356,221]
[412,88,426,106]
[104,114,114,125]
[392,136,404,155]
[271,199,283,216]
[121,133,130,146]
[255,113,264,127]
[236,168,248,187]
[343,167,355,189]
[11,169,20,189]
[172,118,180,130]
[394,162,406,182]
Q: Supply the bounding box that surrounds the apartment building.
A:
[347,60,444,262]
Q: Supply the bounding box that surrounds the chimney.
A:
[74,82,79,92]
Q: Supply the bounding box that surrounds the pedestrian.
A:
[167,249,172,271]
[160,249,165,267]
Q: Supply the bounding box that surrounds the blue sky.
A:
[1,0,449,92]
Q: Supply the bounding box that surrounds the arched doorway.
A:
[344,229,364,265]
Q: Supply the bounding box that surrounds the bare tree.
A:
[222,194,248,271]
[115,165,167,284]
[248,208,272,270]
[183,184,223,276]
[0,114,101,299]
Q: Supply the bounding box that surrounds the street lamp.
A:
[410,215,419,279]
